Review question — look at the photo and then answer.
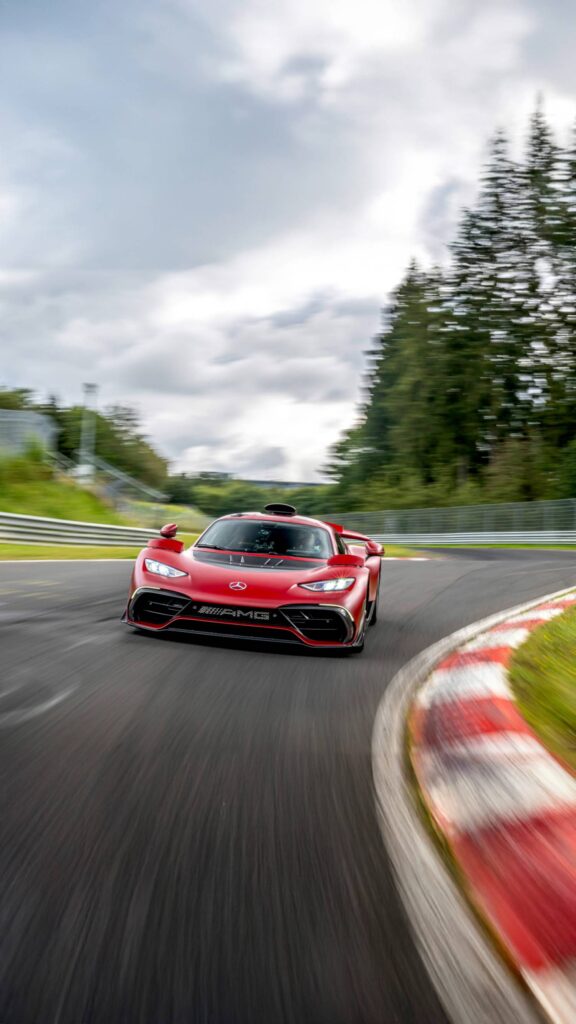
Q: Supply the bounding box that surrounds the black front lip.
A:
[124,621,355,649]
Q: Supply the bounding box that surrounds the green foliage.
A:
[55,404,167,487]
[0,447,53,488]
[0,451,128,523]
[510,601,576,771]
[558,440,576,499]
[483,437,552,503]
[0,388,35,411]
[164,473,336,518]
[0,388,168,488]
[330,106,576,509]
[0,544,141,560]
[123,500,206,531]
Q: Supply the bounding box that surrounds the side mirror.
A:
[327,553,365,569]
[366,540,384,557]
[148,523,184,553]
[160,523,178,538]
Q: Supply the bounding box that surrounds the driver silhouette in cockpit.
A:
[271,527,292,555]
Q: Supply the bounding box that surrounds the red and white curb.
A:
[410,591,576,1024]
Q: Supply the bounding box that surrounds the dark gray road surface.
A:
[1,552,575,1024]
[422,546,576,561]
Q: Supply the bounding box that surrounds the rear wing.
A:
[341,529,373,543]
[324,521,373,544]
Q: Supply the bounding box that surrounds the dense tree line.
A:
[328,106,576,510]
[166,473,333,517]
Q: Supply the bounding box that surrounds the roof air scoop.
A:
[264,503,297,516]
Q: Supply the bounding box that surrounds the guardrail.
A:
[2,508,576,549]
[336,497,576,544]
[0,512,159,547]
[372,531,576,546]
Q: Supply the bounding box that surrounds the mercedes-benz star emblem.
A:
[229,581,247,591]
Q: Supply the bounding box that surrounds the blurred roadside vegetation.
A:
[166,475,333,518]
[0,448,208,530]
[0,533,199,561]
[0,388,167,489]
[0,447,128,523]
[510,602,576,772]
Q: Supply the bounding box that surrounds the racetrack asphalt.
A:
[1,551,576,1024]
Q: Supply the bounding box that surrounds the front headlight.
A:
[299,577,355,592]
[144,558,188,579]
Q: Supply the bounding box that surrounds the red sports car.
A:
[123,504,383,652]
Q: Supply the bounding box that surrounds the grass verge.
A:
[384,544,428,558]
[510,602,576,772]
[0,534,199,561]
[0,544,141,560]
[0,468,130,524]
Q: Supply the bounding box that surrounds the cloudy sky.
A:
[1,0,575,480]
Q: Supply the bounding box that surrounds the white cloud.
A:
[208,0,443,99]
[174,0,531,107]
[1,0,576,480]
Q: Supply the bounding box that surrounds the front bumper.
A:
[123,587,358,647]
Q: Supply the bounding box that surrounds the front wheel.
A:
[368,569,381,626]
[348,597,368,653]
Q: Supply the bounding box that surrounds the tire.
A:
[368,569,381,626]
[348,639,364,655]
[348,597,368,653]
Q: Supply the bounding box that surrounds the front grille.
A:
[129,592,351,646]
[169,619,301,643]
[281,606,351,643]
[130,591,190,625]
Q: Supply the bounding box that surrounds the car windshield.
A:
[196,519,333,559]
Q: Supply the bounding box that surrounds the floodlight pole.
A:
[79,382,98,482]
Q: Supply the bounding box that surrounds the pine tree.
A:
[539,120,576,447]
[329,105,576,508]
[339,262,446,487]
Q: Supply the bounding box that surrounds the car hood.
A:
[139,545,362,605]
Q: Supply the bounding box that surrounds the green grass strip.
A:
[0,534,199,561]
[510,602,576,772]
[383,544,428,558]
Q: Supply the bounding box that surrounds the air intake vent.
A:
[281,606,352,643]
[264,503,297,516]
[131,592,190,625]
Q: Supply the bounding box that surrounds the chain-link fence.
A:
[334,498,576,545]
